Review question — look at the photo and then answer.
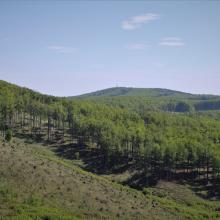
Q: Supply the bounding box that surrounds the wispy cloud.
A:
[159,38,185,47]
[48,46,76,53]
[127,43,146,50]
[122,13,159,30]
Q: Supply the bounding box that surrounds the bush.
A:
[42,215,52,220]
[5,129,12,142]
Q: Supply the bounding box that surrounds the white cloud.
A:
[48,46,76,53]
[122,13,159,30]
[159,38,185,47]
[127,43,146,50]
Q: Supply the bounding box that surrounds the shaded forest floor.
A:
[39,133,220,200]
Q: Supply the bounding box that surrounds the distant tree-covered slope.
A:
[0,80,59,104]
[73,87,218,100]
[70,87,220,113]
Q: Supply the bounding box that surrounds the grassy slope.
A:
[144,182,220,220]
[101,172,220,220]
[0,137,168,220]
[1,137,220,220]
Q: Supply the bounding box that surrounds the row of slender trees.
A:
[1,81,220,182]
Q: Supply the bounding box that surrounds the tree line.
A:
[1,80,220,183]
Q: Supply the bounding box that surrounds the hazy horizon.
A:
[0,1,220,96]
[2,79,220,98]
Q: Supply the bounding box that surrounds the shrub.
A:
[5,129,12,142]
[42,215,52,220]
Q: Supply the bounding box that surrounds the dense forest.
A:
[1,80,220,185]
[73,87,220,114]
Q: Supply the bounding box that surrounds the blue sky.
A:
[0,1,220,96]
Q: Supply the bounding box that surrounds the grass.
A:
[0,137,152,219]
[1,136,220,219]
[3,206,81,220]
[143,181,220,220]
[0,183,80,220]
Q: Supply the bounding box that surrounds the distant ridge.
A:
[0,80,219,101]
[71,86,217,100]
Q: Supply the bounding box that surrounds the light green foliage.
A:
[0,80,220,180]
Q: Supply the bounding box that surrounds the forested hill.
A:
[0,80,59,102]
[1,79,220,184]
[1,79,220,219]
[71,87,220,113]
[2,80,220,113]
[74,87,195,99]
[73,87,218,100]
